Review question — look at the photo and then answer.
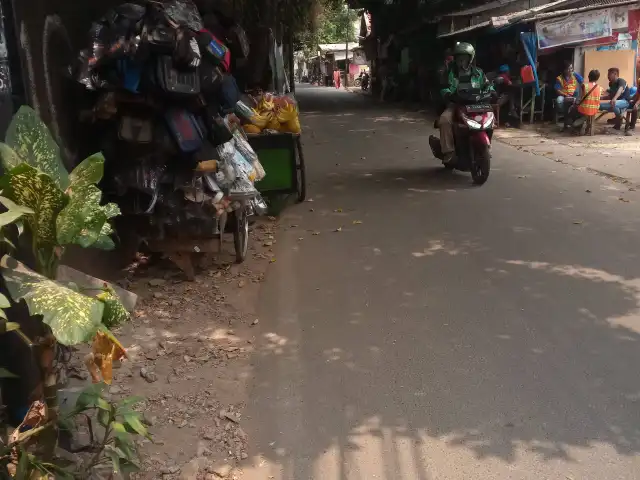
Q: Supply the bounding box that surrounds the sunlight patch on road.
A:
[504,260,640,333]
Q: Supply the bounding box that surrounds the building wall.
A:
[11,0,129,166]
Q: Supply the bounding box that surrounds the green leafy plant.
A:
[0,383,148,478]
[0,106,135,476]
[0,106,126,343]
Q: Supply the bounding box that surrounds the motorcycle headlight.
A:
[464,116,481,129]
[482,112,495,129]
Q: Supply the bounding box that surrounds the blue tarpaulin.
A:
[520,32,540,96]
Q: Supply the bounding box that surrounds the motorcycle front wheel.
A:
[471,144,491,185]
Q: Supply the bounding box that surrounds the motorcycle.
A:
[361,72,370,91]
[429,84,494,185]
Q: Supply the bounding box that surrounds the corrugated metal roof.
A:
[568,0,637,6]
[512,0,637,23]
[442,0,522,17]
[438,0,571,37]
[437,20,491,37]
[319,44,356,53]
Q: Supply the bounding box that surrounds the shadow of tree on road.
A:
[241,85,640,479]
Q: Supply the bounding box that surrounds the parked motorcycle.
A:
[361,72,370,91]
[429,84,494,185]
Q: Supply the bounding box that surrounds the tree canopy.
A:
[294,0,359,54]
[316,3,359,44]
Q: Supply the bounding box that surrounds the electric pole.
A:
[345,6,349,88]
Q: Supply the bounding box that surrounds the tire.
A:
[471,144,491,185]
[443,163,455,171]
[354,79,362,87]
[232,209,249,263]
[294,138,307,202]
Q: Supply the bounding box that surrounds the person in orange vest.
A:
[563,69,603,131]
[555,60,583,119]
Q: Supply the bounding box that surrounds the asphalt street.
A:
[242,85,640,480]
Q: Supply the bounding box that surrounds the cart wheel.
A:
[232,209,249,263]
[295,137,307,203]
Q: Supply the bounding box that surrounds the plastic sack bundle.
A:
[229,148,258,196]
[231,128,265,181]
[215,141,237,188]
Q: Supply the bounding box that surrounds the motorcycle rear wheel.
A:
[471,144,491,185]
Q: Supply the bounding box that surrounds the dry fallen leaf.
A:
[334,227,342,232]
[87,330,127,385]
[312,231,320,236]
[334,208,343,213]
[585,189,592,193]
[619,197,630,203]
[573,221,584,225]
[353,220,363,225]
[9,400,46,444]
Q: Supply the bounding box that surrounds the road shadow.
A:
[241,86,640,479]
[243,232,640,478]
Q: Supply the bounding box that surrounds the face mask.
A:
[456,56,470,70]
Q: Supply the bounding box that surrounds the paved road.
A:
[243,85,640,480]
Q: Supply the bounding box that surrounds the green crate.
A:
[254,148,294,192]
[248,133,301,195]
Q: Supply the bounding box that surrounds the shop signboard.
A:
[536,9,612,49]
[612,7,629,30]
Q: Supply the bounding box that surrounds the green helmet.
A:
[453,42,475,64]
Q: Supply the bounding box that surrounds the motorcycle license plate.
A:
[466,104,491,113]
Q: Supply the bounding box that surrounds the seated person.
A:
[600,67,630,129]
[495,64,516,120]
[555,60,583,115]
[626,78,640,135]
[563,69,603,131]
[496,64,513,86]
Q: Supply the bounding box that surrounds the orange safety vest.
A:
[578,82,603,116]
[557,74,578,96]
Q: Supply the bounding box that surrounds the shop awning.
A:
[493,0,637,26]
[437,20,490,38]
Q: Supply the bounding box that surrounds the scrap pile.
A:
[72,0,268,244]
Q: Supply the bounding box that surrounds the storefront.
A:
[533,4,640,89]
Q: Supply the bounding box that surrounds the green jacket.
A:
[440,65,494,97]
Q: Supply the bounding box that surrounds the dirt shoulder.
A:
[89,219,278,479]
[495,124,640,186]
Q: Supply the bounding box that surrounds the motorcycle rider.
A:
[439,42,493,164]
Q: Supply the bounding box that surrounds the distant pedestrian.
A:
[333,69,341,89]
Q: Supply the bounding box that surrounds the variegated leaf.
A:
[97,290,130,328]
[57,183,119,248]
[0,164,68,246]
[0,255,104,345]
[56,184,104,247]
[0,195,34,228]
[5,106,70,190]
[93,219,117,250]
[0,143,20,170]
[69,153,105,189]
[103,202,121,219]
